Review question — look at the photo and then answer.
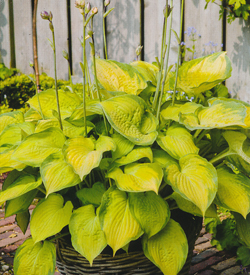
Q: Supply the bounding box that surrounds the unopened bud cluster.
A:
[40,11,54,31]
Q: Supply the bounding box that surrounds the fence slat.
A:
[144,0,180,65]
[106,0,140,63]
[226,19,250,103]
[37,0,68,80]
[184,1,222,60]
[0,0,11,67]
[71,0,104,80]
[13,0,33,75]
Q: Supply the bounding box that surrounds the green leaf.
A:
[107,163,163,194]
[69,205,107,265]
[0,175,42,204]
[100,94,158,145]
[129,192,170,238]
[0,111,24,135]
[142,219,188,275]
[237,246,250,266]
[165,154,218,215]
[11,127,66,167]
[152,149,177,169]
[157,124,199,160]
[103,7,114,18]
[111,133,134,160]
[64,136,116,180]
[95,58,147,95]
[41,151,81,196]
[216,166,250,218]
[99,187,143,255]
[15,210,30,234]
[30,193,73,243]
[14,238,56,275]
[234,212,250,247]
[76,182,106,207]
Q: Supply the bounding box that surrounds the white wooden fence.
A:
[1,0,250,102]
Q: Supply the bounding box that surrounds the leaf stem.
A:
[103,5,108,59]
[50,232,70,242]
[209,149,234,164]
[82,12,87,137]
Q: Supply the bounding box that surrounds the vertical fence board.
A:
[0,0,11,66]
[106,0,140,63]
[13,0,33,74]
[144,0,180,65]
[37,0,68,79]
[184,0,222,60]
[71,0,104,79]
[226,19,250,103]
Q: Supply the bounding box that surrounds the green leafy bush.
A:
[0,63,19,81]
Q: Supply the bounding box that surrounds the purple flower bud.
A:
[40,11,50,20]
[85,2,91,14]
[104,0,110,7]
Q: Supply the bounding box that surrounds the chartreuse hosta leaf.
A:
[95,58,147,95]
[40,151,81,196]
[234,212,250,247]
[76,182,106,207]
[69,205,107,265]
[171,192,217,218]
[30,193,73,243]
[100,94,158,145]
[152,149,178,169]
[107,163,163,193]
[14,238,56,275]
[175,52,232,96]
[0,175,42,204]
[99,187,143,255]
[64,136,116,180]
[24,108,42,122]
[142,219,188,275]
[180,99,247,130]
[216,166,250,218]
[157,124,199,160]
[111,133,134,160]
[161,102,202,122]
[128,192,170,238]
[165,154,218,215]
[28,89,82,119]
[11,127,66,167]
[0,111,24,135]
[130,61,159,86]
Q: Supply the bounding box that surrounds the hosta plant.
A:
[2,2,250,275]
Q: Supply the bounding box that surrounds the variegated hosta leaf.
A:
[107,163,163,193]
[64,136,116,180]
[35,118,93,138]
[129,192,170,238]
[130,61,159,86]
[234,212,250,247]
[0,146,26,173]
[14,238,56,275]
[30,193,73,243]
[0,122,35,147]
[161,102,202,122]
[95,58,147,95]
[0,111,24,134]
[69,205,107,265]
[171,192,218,218]
[0,175,42,204]
[157,124,199,160]
[142,219,188,275]
[152,149,177,169]
[111,133,134,160]
[180,99,247,130]
[28,89,82,119]
[165,154,218,215]
[11,127,66,167]
[216,166,250,218]
[40,151,81,196]
[175,52,232,96]
[114,146,153,166]
[99,187,143,255]
[100,94,158,145]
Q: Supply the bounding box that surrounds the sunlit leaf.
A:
[11,127,66,167]
[142,219,188,275]
[165,154,218,215]
[30,194,73,243]
[100,94,158,145]
[14,238,56,275]
[216,166,250,218]
[0,111,24,135]
[107,163,163,193]
[152,149,177,169]
[99,187,143,255]
[69,205,107,265]
[129,192,170,238]
[111,133,134,160]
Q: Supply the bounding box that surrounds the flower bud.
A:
[85,2,91,14]
[62,50,69,60]
[136,45,143,56]
[104,0,110,7]
[91,7,98,15]
[49,22,54,31]
[163,5,173,17]
[40,11,50,20]
[49,11,53,21]
[29,60,34,68]
[75,0,85,9]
